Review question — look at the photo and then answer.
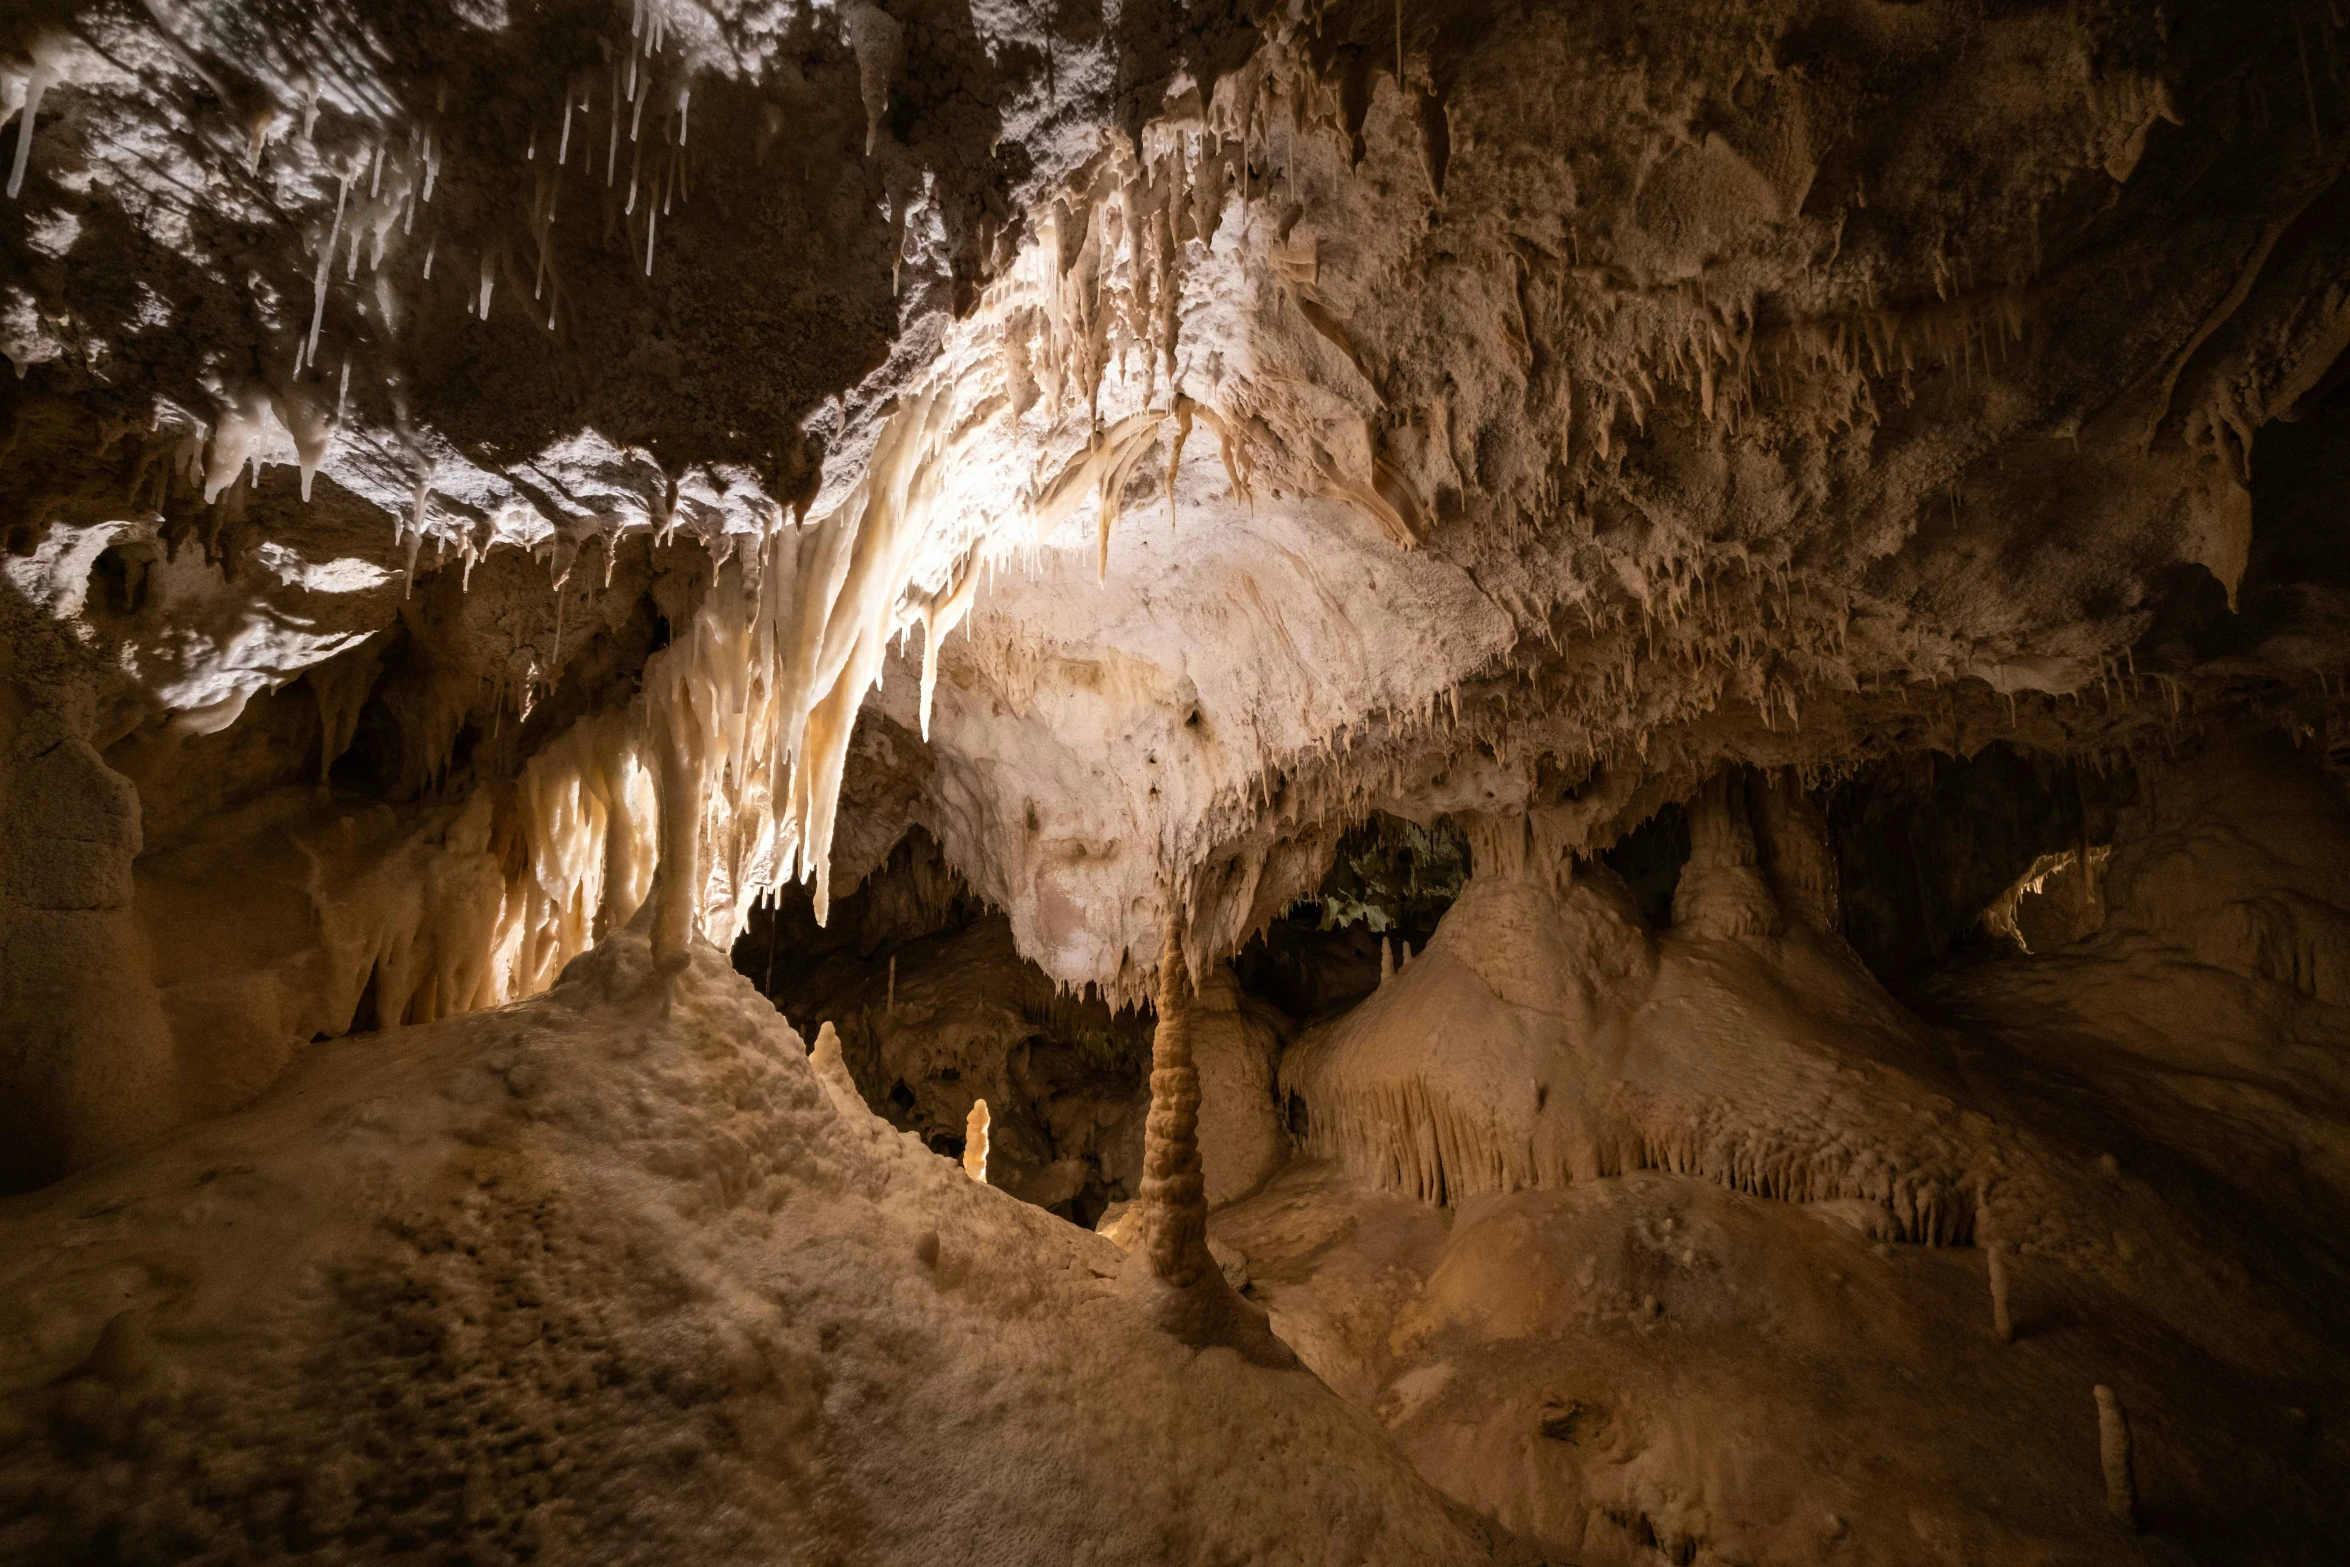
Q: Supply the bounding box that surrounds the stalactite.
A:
[7,55,55,200]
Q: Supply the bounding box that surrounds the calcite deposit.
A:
[5,0,2350,1562]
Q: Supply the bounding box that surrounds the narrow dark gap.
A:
[347,964,382,1037]
[1599,800,1689,930]
[1823,743,2136,986]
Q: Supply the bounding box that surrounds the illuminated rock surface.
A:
[5,0,2350,1561]
[0,931,1485,1564]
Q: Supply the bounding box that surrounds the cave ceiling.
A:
[3,0,2346,1004]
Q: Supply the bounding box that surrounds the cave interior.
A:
[6,1,2350,1563]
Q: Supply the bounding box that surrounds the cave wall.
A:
[0,684,176,1190]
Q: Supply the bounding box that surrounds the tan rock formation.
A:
[962,1097,990,1182]
[1120,912,1294,1365]
[2,0,2349,1559]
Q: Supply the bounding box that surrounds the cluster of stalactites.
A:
[503,709,660,992]
[303,365,1005,1021]
[87,0,720,550]
[272,227,1055,1022]
[624,380,1000,969]
[1006,108,1247,430]
[973,50,1460,582]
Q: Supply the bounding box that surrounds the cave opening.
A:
[1823,743,2139,984]
[1234,812,1470,1020]
[734,826,1160,1228]
[1599,798,1690,930]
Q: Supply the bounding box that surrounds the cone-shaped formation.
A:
[808,1020,869,1119]
[1980,1187,2017,1343]
[1139,916,1215,1289]
[1121,909,1296,1367]
[1672,769,1782,940]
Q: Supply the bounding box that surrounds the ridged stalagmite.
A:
[1124,906,1294,1367]
[1139,915,1215,1289]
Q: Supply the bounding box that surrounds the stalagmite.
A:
[808,1020,869,1118]
[1138,912,1214,1289]
[2096,1385,2140,1530]
[1120,907,1298,1365]
[1987,1241,2015,1343]
[887,953,896,1014]
[1674,769,1784,938]
[963,1099,990,1181]
[1281,867,2068,1239]
[1380,935,1394,983]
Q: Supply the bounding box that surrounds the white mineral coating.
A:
[8,0,2338,1034]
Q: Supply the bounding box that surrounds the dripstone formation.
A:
[6,2,2350,1563]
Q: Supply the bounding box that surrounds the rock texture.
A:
[1241,736,2350,1561]
[7,0,2350,1560]
[8,2,2350,1138]
[0,928,1486,1565]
